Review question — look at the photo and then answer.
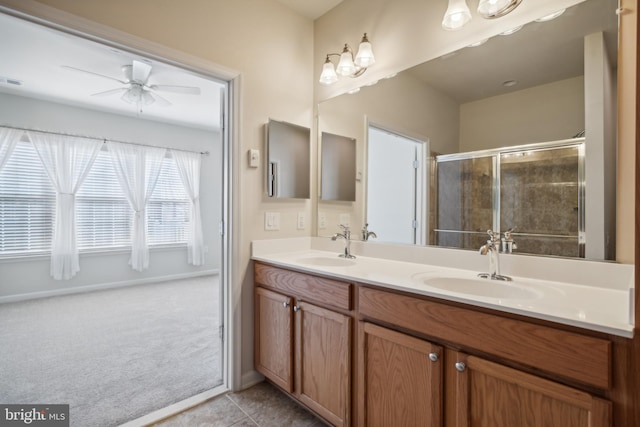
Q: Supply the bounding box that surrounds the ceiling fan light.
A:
[141,90,155,105]
[442,0,472,31]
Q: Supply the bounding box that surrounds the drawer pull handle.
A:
[293,305,300,312]
[455,362,466,372]
[428,353,439,362]
[283,301,290,308]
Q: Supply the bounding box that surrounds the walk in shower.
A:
[433,138,585,258]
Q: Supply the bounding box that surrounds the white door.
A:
[366,126,427,245]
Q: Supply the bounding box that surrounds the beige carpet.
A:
[0,275,222,427]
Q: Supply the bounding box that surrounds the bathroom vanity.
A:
[252,238,634,426]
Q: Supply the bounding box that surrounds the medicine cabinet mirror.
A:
[266,119,310,199]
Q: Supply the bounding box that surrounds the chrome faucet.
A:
[331,224,355,259]
[478,230,511,281]
[501,228,517,254]
[361,223,377,241]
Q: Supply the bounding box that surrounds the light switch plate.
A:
[248,149,260,168]
[264,212,280,231]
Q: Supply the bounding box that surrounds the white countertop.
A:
[252,238,635,338]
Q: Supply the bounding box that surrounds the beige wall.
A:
[459,76,585,152]
[0,0,315,387]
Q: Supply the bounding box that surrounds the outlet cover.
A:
[318,212,327,229]
[297,212,306,230]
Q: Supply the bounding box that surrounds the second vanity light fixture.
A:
[442,0,523,30]
[319,33,375,85]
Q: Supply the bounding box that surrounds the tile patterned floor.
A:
[152,382,326,427]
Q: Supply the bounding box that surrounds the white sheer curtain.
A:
[171,149,205,266]
[29,132,103,280]
[0,128,22,171]
[108,141,166,271]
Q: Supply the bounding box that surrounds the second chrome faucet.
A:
[478,229,513,281]
[332,224,356,259]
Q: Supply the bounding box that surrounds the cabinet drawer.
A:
[359,286,611,390]
[255,263,352,311]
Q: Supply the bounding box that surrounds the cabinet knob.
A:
[428,352,439,362]
[283,301,290,308]
[455,362,466,372]
[293,305,300,312]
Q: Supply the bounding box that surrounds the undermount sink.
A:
[419,276,542,300]
[296,256,356,267]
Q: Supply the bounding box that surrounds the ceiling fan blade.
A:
[149,84,201,95]
[148,91,172,107]
[91,87,127,97]
[62,65,128,84]
[132,60,152,84]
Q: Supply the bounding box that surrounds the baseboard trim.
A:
[0,269,219,304]
[120,384,229,427]
[240,370,265,391]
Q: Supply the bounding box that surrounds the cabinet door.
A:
[446,351,611,427]
[359,322,443,427]
[254,287,293,393]
[296,301,351,427]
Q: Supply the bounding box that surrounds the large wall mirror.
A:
[317,0,617,261]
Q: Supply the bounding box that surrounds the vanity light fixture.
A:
[442,0,472,30]
[319,33,375,85]
[442,0,522,31]
[477,0,522,19]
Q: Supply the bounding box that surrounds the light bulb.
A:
[442,0,472,31]
[319,58,338,85]
[336,45,356,76]
[354,34,375,68]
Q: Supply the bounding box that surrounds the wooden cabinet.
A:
[358,322,443,427]
[254,263,615,426]
[297,301,351,427]
[254,263,352,427]
[445,351,611,427]
[254,287,293,392]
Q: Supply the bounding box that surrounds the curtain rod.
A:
[1,124,210,156]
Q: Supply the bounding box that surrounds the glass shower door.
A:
[434,155,494,250]
[499,144,584,257]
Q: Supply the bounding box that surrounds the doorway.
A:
[366,125,428,245]
[0,8,232,426]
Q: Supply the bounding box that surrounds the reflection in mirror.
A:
[316,0,617,260]
[320,132,356,201]
[266,119,310,199]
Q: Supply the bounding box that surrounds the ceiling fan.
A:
[62,59,201,108]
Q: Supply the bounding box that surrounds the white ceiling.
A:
[0,12,225,131]
[274,0,343,19]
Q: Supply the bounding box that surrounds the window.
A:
[0,140,55,254]
[0,142,190,257]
